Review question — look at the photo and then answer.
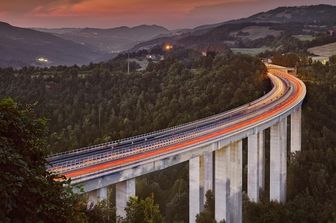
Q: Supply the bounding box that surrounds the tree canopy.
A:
[0,54,268,154]
[0,53,268,222]
[0,98,86,222]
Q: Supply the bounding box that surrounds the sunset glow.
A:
[0,0,335,28]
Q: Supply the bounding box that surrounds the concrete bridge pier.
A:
[247,131,265,202]
[291,107,302,153]
[214,145,229,222]
[87,187,108,209]
[215,141,242,223]
[258,131,265,193]
[116,179,136,218]
[270,119,287,203]
[189,156,201,223]
[189,144,216,223]
[201,150,214,207]
[229,141,243,223]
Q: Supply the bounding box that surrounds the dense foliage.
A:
[196,190,216,223]
[0,97,177,223]
[137,163,189,222]
[0,53,267,222]
[0,54,268,154]
[0,98,87,222]
[244,57,336,223]
[122,196,162,223]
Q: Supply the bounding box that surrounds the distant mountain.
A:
[191,4,336,34]
[36,25,171,53]
[0,22,109,68]
[34,28,81,35]
[132,4,336,52]
[245,4,336,25]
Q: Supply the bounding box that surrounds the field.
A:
[292,35,315,41]
[230,26,282,40]
[231,47,270,56]
[308,42,336,57]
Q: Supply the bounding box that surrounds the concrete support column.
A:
[270,119,287,203]
[229,141,243,223]
[215,145,230,222]
[258,131,265,192]
[291,107,302,153]
[248,131,265,202]
[202,151,214,205]
[215,141,242,223]
[87,191,98,210]
[116,179,136,218]
[87,187,108,209]
[189,156,201,223]
[199,156,205,209]
[98,187,108,200]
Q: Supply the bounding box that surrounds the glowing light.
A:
[164,44,173,51]
[37,57,49,63]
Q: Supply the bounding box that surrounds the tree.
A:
[0,98,85,222]
[272,53,300,67]
[122,196,162,223]
[85,200,116,223]
[196,190,225,223]
[329,55,336,65]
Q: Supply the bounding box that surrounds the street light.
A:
[127,51,130,74]
[164,43,173,51]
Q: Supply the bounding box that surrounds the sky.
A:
[0,0,335,29]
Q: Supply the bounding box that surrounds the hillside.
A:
[38,25,171,53]
[0,54,267,153]
[246,4,336,25]
[132,5,336,53]
[0,22,109,68]
[308,42,336,57]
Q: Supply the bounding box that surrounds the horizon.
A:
[1,1,335,30]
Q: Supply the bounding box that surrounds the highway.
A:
[47,64,306,181]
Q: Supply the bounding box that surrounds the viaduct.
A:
[48,64,306,223]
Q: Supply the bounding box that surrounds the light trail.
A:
[47,65,305,181]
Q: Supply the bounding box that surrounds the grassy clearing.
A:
[308,42,336,57]
[231,47,271,56]
[293,34,315,41]
[230,26,282,40]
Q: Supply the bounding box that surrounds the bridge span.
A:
[48,64,306,223]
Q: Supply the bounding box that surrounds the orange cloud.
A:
[1,0,336,29]
[27,0,233,17]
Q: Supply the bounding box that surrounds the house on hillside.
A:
[328,30,335,36]
[311,56,329,65]
[146,54,164,61]
[327,28,336,37]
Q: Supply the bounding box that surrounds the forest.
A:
[3,47,336,222]
[0,53,268,222]
[0,53,268,154]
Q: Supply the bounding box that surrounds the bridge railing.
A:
[49,130,200,174]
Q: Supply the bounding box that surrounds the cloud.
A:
[0,0,230,15]
[188,0,260,21]
[0,0,87,14]
[1,0,336,29]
